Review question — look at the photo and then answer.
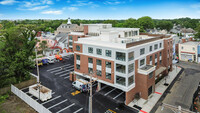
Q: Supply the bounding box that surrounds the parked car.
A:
[72,79,89,92]
[42,59,49,65]
[47,57,55,64]
[36,60,43,66]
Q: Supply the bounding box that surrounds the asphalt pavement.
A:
[29,55,138,113]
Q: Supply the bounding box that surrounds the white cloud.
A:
[23,2,41,7]
[191,3,200,9]
[28,5,49,10]
[42,0,53,5]
[71,1,98,8]
[68,7,78,11]
[41,10,62,15]
[0,0,17,5]
[104,0,121,5]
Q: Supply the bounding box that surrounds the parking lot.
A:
[27,55,138,113]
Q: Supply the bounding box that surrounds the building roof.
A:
[181,41,200,45]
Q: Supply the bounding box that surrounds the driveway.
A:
[155,61,200,113]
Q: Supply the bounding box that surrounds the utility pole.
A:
[35,48,41,101]
[89,72,93,113]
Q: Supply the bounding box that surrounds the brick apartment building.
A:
[70,24,173,105]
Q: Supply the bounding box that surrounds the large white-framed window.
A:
[140,59,145,67]
[116,52,126,61]
[128,75,134,86]
[140,48,145,55]
[128,51,134,61]
[128,63,134,73]
[96,48,102,55]
[88,47,93,53]
[154,44,158,50]
[116,76,126,86]
[105,50,112,57]
[116,63,126,74]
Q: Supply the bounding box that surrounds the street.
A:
[155,61,200,113]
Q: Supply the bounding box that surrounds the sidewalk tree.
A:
[0,25,38,88]
[194,24,200,40]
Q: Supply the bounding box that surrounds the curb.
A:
[150,66,184,113]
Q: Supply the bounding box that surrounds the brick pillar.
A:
[96,82,101,92]
[69,73,76,81]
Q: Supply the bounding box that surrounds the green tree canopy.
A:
[194,24,200,40]
[156,21,173,31]
[137,16,154,30]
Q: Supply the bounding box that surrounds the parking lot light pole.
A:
[35,48,41,101]
[89,72,92,113]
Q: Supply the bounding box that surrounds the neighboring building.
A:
[179,41,200,63]
[54,18,83,35]
[70,26,173,105]
[146,28,168,34]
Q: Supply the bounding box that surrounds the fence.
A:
[11,84,51,113]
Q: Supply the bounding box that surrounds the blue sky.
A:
[0,0,200,20]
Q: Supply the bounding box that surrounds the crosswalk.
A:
[47,64,74,80]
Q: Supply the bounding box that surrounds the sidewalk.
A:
[128,65,182,113]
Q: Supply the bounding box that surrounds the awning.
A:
[155,67,166,76]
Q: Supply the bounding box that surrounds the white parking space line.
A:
[104,88,116,96]
[47,64,70,72]
[73,108,83,113]
[56,103,75,113]
[52,92,55,95]
[50,65,73,73]
[100,86,108,91]
[64,76,70,79]
[55,67,74,75]
[42,95,61,105]
[113,92,124,99]
[59,72,70,77]
[47,99,68,110]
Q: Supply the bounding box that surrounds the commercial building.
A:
[70,25,173,105]
[179,41,200,63]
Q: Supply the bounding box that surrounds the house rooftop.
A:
[181,41,199,45]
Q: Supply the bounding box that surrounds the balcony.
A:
[138,64,155,75]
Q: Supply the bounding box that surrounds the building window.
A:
[140,59,145,66]
[155,62,157,66]
[88,67,93,73]
[128,75,134,86]
[116,64,126,74]
[160,60,162,65]
[149,46,152,52]
[76,64,80,70]
[69,36,72,40]
[106,61,111,68]
[76,55,80,60]
[150,56,152,61]
[181,46,184,50]
[105,50,112,57]
[69,42,73,46]
[96,70,101,76]
[96,48,102,55]
[159,43,162,48]
[106,73,111,80]
[140,48,145,55]
[88,47,93,53]
[160,52,162,57]
[193,47,195,51]
[154,44,158,50]
[96,59,101,66]
[128,51,134,61]
[155,54,157,59]
[149,72,153,79]
[76,45,80,51]
[128,63,134,73]
[116,76,125,86]
[88,57,93,63]
[116,52,126,61]
[78,36,80,38]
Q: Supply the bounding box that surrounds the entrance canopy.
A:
[155,66,166,76]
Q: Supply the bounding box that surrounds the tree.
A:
[0,25,37,88]
[137,16,154,30]
[39,40,48,55]
[194,24,200,40]
[156,21,173,31]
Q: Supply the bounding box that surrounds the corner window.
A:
[116,76,125,86]
[128,63,134,73]
[116,52,126,61]
[140,59,145,66]
[88,47,93,53]
[140,48,145,55]
[116,64,126,74]
[88,57,93,63]
[128,75,134,86]
[149,46,152,52]
[76,55,80,60]
[128,51,134,61]
[96,48,102,55]
[105,50,112,57]
[154,44,158,50]
[76,45,80,51]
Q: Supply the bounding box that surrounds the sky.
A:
[0,0,200,20]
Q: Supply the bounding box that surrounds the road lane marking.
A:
[108,109,116,113]
[64,76,70,79]
[56,103,75,113]
[104,88,116,96]
[73,108,83,113]
[59,72,70,77]
[47,99,68,109]
[47,64,70,72]
[42,95,61,105]
[52,92,55,95]
[54,67,74,75]
[113,92,124,99]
